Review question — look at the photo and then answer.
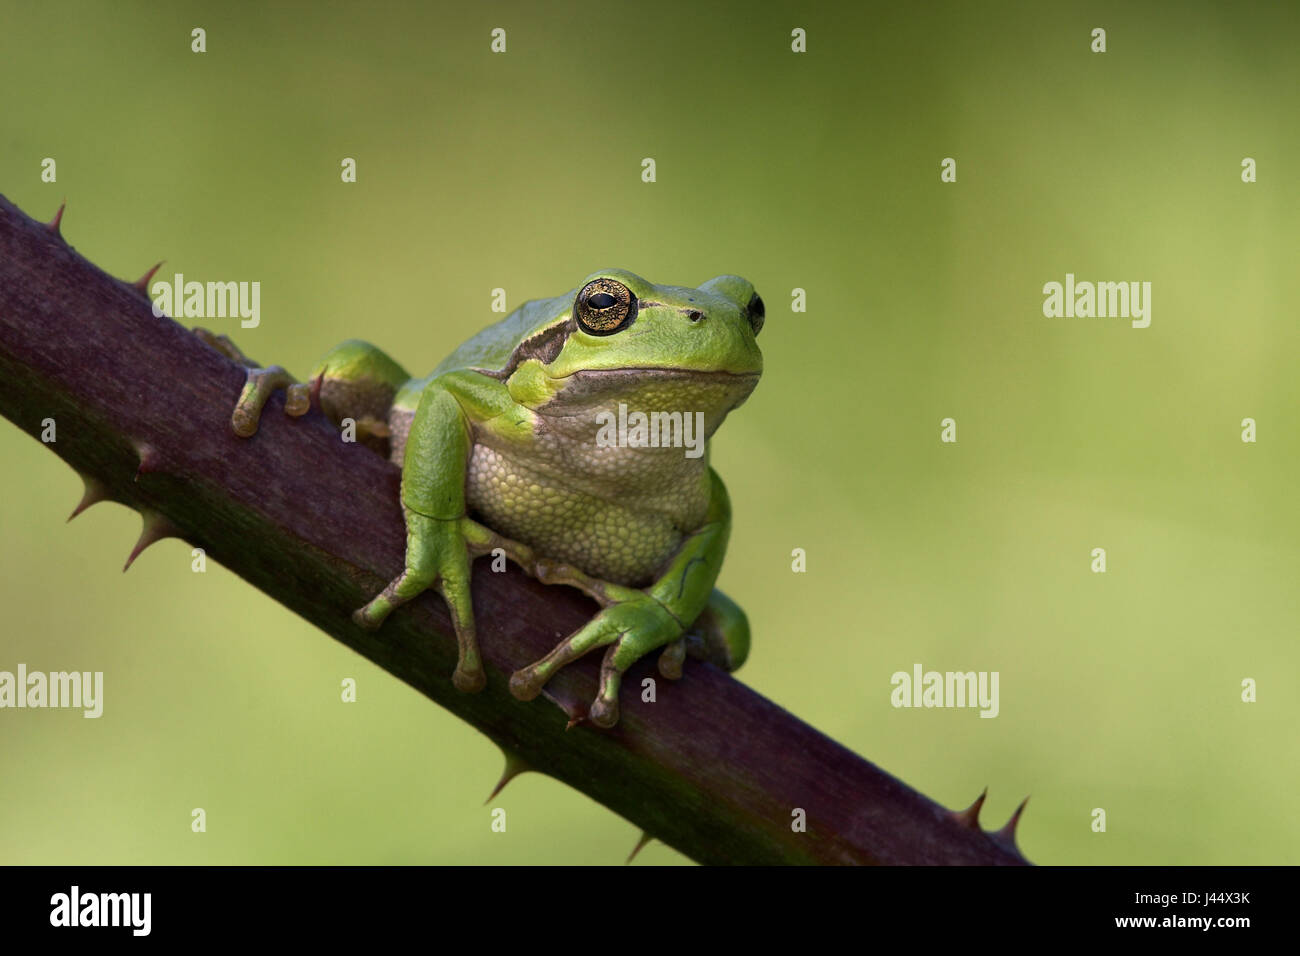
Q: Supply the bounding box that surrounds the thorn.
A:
[123,510,180,572]
[565,714,586,731]
[67,473,111,522]
[993,796,1030,850]
[626,831,654,864]
[951,787,987,830]
[132,261,164,295]
[133,442,161,481]
[484,751,532,804]
[47,201,65,236]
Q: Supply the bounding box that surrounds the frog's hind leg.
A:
[310,340,411,455]
[681,588,750,674]
[506,587,750,728]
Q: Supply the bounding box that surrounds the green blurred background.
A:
[1,0,1297,865]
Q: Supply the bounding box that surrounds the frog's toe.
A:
[232,365,311,437]
[587,622,681,727]
[588,695,619,728]
[508,614,624,703]
[351,604,385,631]
[438,575,487,695]
[352,567,434,631]
[590,643,634,727]
[453,664,486,693]
[657,638,686,680]
[508,667,546,701]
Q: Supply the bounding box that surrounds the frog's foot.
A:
[657,638,687,680]
[353,514,486,693]
[231,366,314,438]
[508,597,681,728]
[353,568,485,693]
[193,327,316,437]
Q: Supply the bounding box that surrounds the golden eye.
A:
[575,278,636,335]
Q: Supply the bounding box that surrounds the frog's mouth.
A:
[566,367,760,384]
[560,367,759,398]
[541,367,761,418]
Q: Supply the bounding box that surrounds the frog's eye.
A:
[575,278,637,336]
[746,292,765,336]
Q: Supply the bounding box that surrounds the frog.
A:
[210,269,763,727]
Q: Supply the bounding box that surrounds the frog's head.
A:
[507,270,763,436]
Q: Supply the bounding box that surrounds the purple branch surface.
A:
[0,194,1030,865]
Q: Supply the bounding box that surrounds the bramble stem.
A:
[0,194,1028,865]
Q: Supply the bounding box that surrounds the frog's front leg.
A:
[509,469,743,727]
[351,371,530,693]
[203,333,410,449]
[350,379,486,689]
[192,328,314,434]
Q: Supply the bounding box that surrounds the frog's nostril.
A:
[685,309,704,322]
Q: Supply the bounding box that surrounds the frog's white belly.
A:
[464,442,709,586]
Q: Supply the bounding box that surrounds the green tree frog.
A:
[219,269,763,726]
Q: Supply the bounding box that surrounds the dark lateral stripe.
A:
[488,317,575,379]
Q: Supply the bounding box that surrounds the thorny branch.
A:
[0,194,1030,865]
